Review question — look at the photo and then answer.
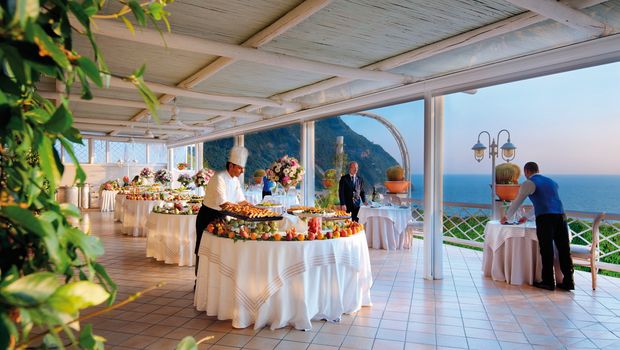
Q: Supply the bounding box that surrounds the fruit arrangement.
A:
[153,202,201,215]
[126,193,161,201]
[287,206,335,216]
[206,217,363,241]
[220,203,281,220]
[256,201,280,207]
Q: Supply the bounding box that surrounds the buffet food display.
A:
[153,202,201,215]
[207,212,362,241]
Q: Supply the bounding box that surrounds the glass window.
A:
[64,141,88,163]
[93,140,106,164]
[126,143,147,164]
[173,146,188,168]
[148,143,167,164]
[109,142,127,163]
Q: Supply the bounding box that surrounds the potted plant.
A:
[495,162,520,200]
[177,162,190,170]
[384,165,410,193]
[322,169,337,188]
[253,169,266,184]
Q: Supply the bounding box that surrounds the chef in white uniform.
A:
[195,146,250,275]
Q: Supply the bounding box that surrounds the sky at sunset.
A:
[342,61,620,175]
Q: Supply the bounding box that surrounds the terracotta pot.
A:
[322,179,334,188]
[177,165,185,170]
[384,180,410,193]
[495,184,520,201]
[254,177,263,184]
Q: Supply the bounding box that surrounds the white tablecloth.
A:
[100,190,118,212]
[114,194,126,222]
[244,190,262,205]
[358,206,412,250]
[195,231,373,330]
[146,213,197,266]
[121,199,161,237]
[262,194,300,209]
[482,221,563,285]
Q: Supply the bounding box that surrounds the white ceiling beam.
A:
[241,0,610,113]
[506,0,612,36]
[105,1,330,134]
[180,0,334,87]
[39,92,265,120]
[89,19,415,84]
[74,123,195,136]
[107,76,300,110]
[74,117,214,132]
[81,134,167,143]
[168,33,620,147]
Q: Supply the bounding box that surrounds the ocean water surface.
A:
[409,174,620,214]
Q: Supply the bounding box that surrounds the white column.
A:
[234,135,245,185]
[168,148,174,172]
[145,143,150,164]
[196,142,204,169]
[423,93,444,280]
[300,121,315,206]
[88,138,95,164]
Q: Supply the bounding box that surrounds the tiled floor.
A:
[82,212,620,349]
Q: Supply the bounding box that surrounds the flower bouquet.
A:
[154,169,172,185]
[266,155,304,190]
[177,162,190,170]
[140,167,153,178]
[177,173,192,187]
[193,168,215,187]
[122,176,130,187]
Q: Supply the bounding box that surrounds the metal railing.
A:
[409,199,620,273]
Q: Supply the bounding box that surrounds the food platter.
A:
[220,210,283,222]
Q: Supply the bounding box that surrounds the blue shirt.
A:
[262,176,274,192]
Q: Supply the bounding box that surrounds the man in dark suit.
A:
[339,161,366,222]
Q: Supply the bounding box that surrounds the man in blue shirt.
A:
[262,175,274,199]
[502,162,574,291]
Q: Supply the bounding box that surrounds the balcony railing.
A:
[409,199,620,273]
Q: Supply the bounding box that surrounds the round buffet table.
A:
[100,190,118,212]
[358,206,412,250]
[146,212,197,266]
[121,199,161,237]
[194,231,373,330]
[482,221,563,285]
[114,194,126,222]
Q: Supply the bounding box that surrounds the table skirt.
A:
[194,231,373,330]
[114,194,126,222]
[483,222,563,285]
[121,200,161,237]
[146,213,197,266]
[100,190,118,212]
[364,216,404,250]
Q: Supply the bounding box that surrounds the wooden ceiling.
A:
[40,0,620,144]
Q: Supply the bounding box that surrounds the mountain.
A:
[202,117,399,189]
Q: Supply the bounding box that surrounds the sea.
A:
[409,174,620,215]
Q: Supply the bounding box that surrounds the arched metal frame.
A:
[349,111,412,196]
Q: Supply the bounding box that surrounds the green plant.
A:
[386,165,405,181]
[323,169,336,179]
[0,1,174,349]
[495,163,520,184]
[253,169,266,178]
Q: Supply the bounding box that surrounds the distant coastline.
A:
[408,174,620,214]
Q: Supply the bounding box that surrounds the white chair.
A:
[569,213,604,290]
